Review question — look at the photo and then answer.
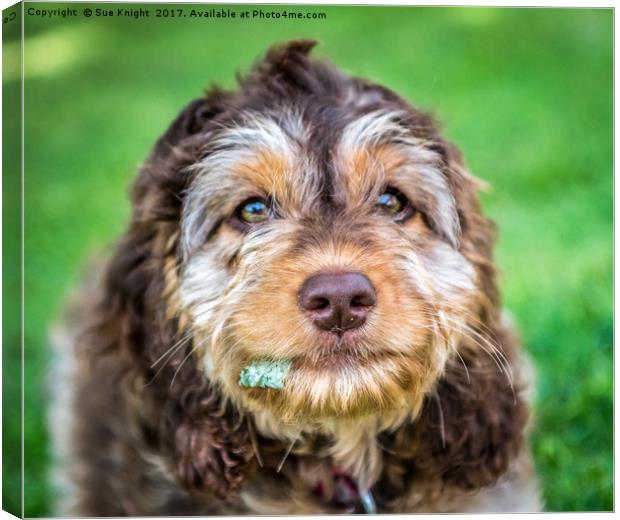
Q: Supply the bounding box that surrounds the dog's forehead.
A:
[196,108,444,200]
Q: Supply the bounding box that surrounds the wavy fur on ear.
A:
[70,94,255,511]
[371,327,529,511]
[418,148,527,492]
[163,378,254,499]
[410,327,527,489]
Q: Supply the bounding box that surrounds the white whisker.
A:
[150,331,192,369]
[454,349,471,384]
[276,436,298,473]
[431,391,446,448]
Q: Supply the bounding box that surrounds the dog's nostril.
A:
[298,272,377,333]
[351,293,374,308]
[309,297,330,311]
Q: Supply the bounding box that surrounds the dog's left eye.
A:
[237,198,271,224]
[375,189,411,221]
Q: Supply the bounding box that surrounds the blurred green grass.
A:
[5,4,612,516]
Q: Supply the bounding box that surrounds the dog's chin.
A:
[229,345,430,424]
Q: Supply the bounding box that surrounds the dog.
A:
[52,40,540,515]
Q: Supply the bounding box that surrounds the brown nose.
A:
[298,272,377,334]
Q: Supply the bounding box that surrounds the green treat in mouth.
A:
[238,359,292,389]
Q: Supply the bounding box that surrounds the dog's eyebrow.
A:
[212,112,309,156]
[334,110,460,247]
[181,113,320,256]
[338,110,420,150]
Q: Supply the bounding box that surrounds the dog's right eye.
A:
[237,198,271,225]
[375,187,415,223]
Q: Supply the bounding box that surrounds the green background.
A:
[3,4,612,516]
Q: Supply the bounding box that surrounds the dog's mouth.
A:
[292,336,389,372]
[295,350,362,371]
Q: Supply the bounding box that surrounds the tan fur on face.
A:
[180,112,481,432]
[196,224,459,424]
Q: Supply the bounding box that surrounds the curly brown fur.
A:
[52,40,540,515]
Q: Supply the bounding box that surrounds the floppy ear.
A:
[101,240,255,500]
[405,139,529,489]
[409,325,528,491]
[90,89,255,500]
